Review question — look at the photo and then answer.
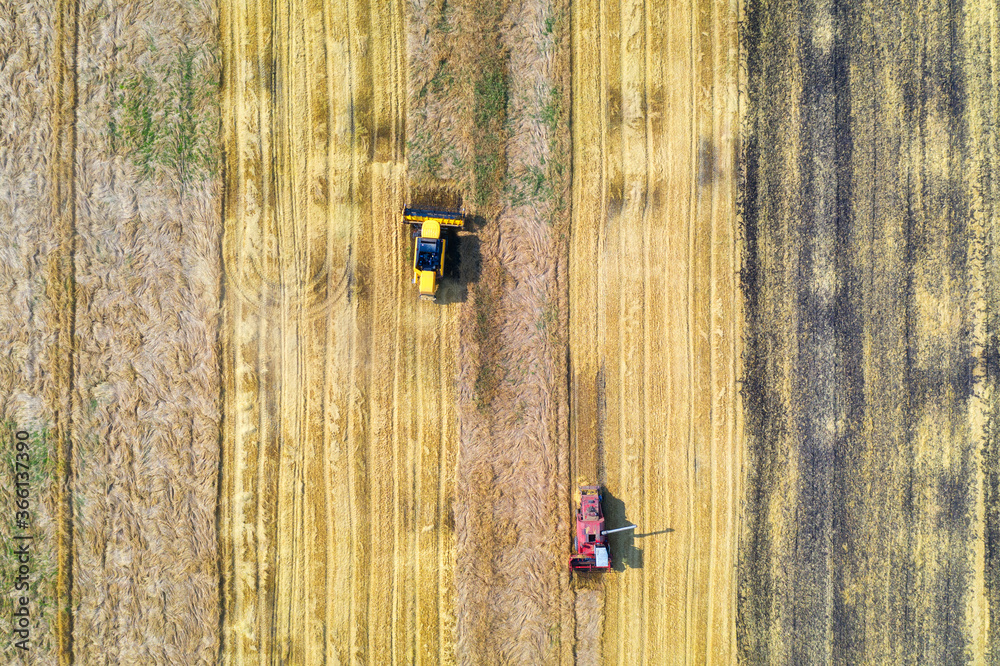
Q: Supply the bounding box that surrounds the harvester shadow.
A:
[601,488,645,571]
[435,215,485,305]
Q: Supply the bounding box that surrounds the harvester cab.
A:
[569,486,636,572]
[403,207,465,301]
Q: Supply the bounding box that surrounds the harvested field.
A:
[740,0,1000,661]
[569,0,741,663]
[219,0,459,663]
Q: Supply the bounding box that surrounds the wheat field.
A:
[2,0,999,663]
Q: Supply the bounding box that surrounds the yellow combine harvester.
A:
[402,207,464,301]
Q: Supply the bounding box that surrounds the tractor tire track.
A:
[51,0,78,661]
[0,1,75,663]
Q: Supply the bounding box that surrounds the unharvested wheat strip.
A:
[551,5,577,648]
[570,14,599,489]
[392,0,406,150]
[323,0,357,658]
[569,0,603,490]
[0,0,60,656]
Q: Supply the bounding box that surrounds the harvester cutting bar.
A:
[403,207,465,228]
[601,525,637,535]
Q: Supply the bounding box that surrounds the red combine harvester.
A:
[569,486,636,572]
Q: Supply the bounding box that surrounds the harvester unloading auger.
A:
[402,207,465,301]
[569,486,637,572]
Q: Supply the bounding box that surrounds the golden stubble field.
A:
[219,0,461,663]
